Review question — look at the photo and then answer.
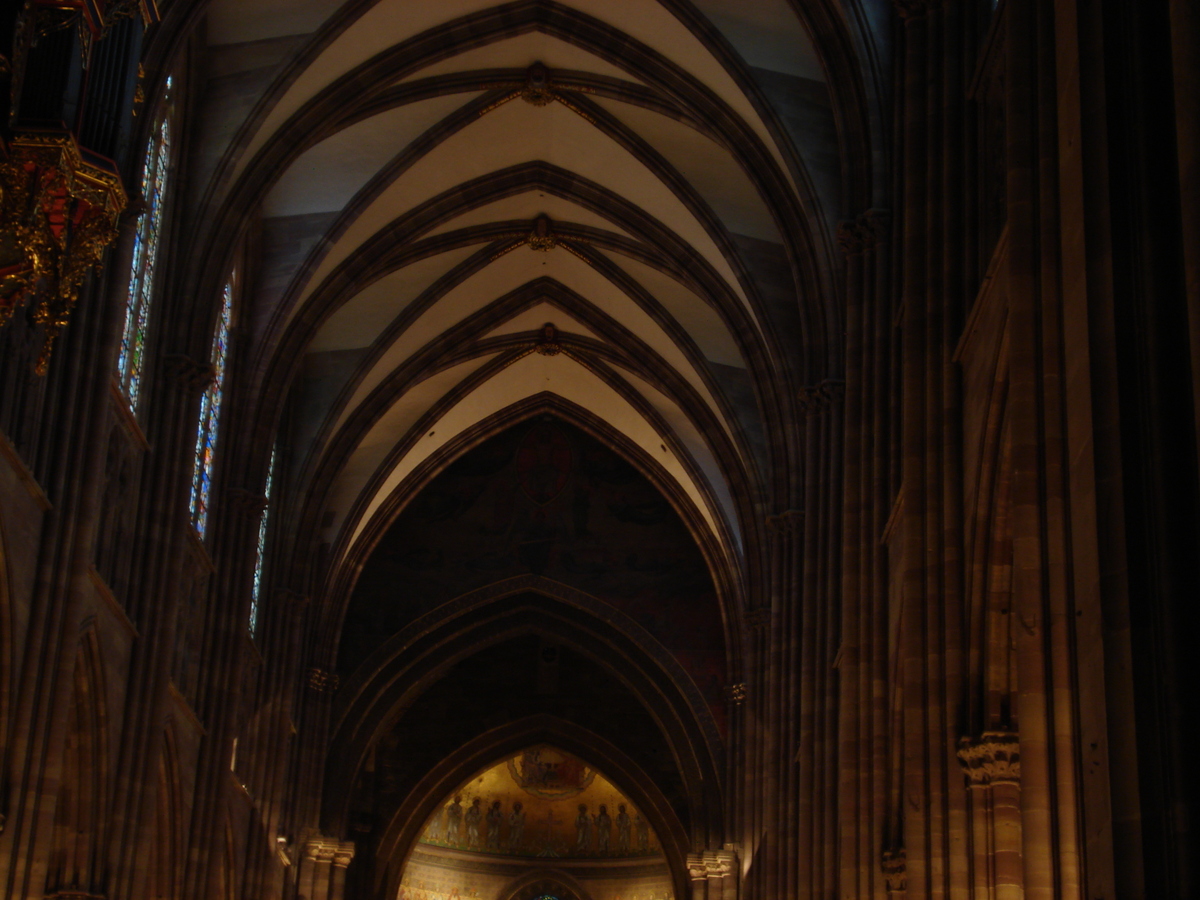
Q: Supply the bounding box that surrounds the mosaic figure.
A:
[595,803,611,853]
[485,800,503,851]
[616,804,631,852]
[446,796,463,845]
[508,801,526,851]
[464,797,482,848]
[574,803,592,852]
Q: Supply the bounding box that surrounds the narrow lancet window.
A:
[250,445,276,636]
[118,77,172,411]
[190,281,234,536]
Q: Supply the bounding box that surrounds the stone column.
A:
[704,849,736,900]
[957,732,1022,900]
[687,854,709,900]
[298,837,354,900]
[881,848,906,899]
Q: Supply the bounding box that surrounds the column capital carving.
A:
[724,683,747,705]
[302,836,354,865]
[881,847,907,893]
[836,219,866,255]
[686,855,709,880]
[956,731,1020,786]
[332,841,355,868]
[893,0,938,19]
[277,588,310,612]
[228,488,268,519]
[704,849,736,876]
[307,667,340,693]
[745,606,772,630]
[859,208,891,243]
[839,208,890,254]
[766,508,803,533]
[798,379,845,416]
[162,354,215,394]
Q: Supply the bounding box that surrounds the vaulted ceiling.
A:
[174,0,886,628]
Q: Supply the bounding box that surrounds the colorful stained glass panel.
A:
[190,281,233,536]
[119,90,171,412]
[250,446,276,636]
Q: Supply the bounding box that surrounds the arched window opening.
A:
[250,444,276,636]
[190,280,233,536]
[118,75,173,412]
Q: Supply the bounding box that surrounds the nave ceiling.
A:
[165,0,886,715]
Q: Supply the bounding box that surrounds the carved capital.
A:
[745,606,772,630]
[704,851,734,877]
[277,588,310,613]
[228,488,268,519]
[163,354,215,394]
[798,379,845,417]
[957,731,1020,786]
[303,838,346,864]
[332,842,355,868]
[893,0,938,19]
[307,667,340,693]
[724,682,747,705]
[766,509,803,533]
[881,847,907,893]
[837,219,865,255]
[686,855,708,880]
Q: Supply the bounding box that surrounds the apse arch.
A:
[368,715,692,900]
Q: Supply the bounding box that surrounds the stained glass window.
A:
[118,76,172,411]
[250,445,276,636]
[190,280,234,536]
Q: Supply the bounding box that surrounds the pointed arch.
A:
[319,397,746,668]
[324,577,726,855]
[45,630,110,898]
[148,722,184,900]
